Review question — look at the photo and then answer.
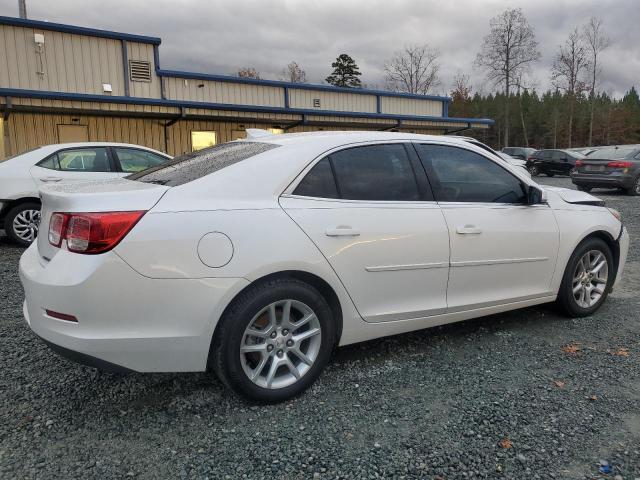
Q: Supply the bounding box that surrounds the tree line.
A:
[235,8,638,149]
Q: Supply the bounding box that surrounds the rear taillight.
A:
[607,161,633,168]
[575,160,584,167]
[48,211,146,254]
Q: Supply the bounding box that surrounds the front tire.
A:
[528,165,540,176]
[556,237,614,317]
[211,278,336,402]
[5,202,41,246]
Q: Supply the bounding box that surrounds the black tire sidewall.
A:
[214,279,335,403]
[5,202,41,246]
[557,237,614,317]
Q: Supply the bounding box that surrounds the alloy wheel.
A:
[635,178,640,195]
[240,299,322,389]
[12,209,41,243]
[572,250,608,308]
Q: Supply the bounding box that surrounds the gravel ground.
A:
[1,176,639,480]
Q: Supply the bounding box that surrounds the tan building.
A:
[0,15,493,160]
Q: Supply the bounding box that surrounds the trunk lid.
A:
[37,178,169,260]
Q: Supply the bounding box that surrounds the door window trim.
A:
[411,141,532,206]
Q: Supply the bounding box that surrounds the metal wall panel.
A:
[126,41,162,98]
[0,24,125,95]
[164,77,284,107]
[288,89,376,113]
[381,96,442,116]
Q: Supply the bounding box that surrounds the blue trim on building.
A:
[376,95,381,114]
[0,88,494,125]
[442,101,449,117]
[156,69,452,102]
[283,87,289,109]
[0,16,161,44]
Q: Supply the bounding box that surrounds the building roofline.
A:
[157,69,452,102]
[0,15,453,103]
[0,88,494,125]
[0,16,162,44]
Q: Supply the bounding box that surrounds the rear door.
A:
[414,142,559,311]
[30,146,121,186]
[280,142,450,323]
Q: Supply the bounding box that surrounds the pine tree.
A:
[325,54,362,88]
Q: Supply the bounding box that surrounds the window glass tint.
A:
[416,144,526,203]
[293,158,338,198]
[330,144,420,201]
[551,151,564,160]
[57,148,111,172]
[115,148,169,173]
[128,141,278,186]
[36,155,58,170]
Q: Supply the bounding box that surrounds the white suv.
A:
[0,143,171,245]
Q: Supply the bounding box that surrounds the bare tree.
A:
[475,8,540,147]
[582,17,610,146]
[237,67,261,79]
[384,45,441,95]
[280,61,307,83]
[451,72,472,102]
[551,28,589,148]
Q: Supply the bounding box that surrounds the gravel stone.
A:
[0,176,639,479]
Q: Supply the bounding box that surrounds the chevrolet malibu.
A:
[19,131,629,402]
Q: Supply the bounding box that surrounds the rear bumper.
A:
[19,243,249,372]
[571,172,634,189]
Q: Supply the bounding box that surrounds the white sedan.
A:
[0,143,171,245]
[19,131,629,402]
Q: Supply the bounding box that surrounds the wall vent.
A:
[129,60,151,82]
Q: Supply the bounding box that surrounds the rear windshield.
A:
[587,147,639,160]
[128,141,279,186]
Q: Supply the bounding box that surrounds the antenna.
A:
[18,0,27,19]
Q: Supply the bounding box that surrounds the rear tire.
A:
[528,165,540,176]
[211,278,336,403]
[547,172,555,177]
[556,237,614,318]
[625,176,640,196]
[5,202,41,247]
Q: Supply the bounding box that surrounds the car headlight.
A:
[607,208,622,222]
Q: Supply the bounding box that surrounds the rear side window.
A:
[294,144,421,201]
[37,155,59,170]
[293,158,339,198]
[128,141,278,186]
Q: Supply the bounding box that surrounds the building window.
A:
[191,131,217,151]
[268,128,284,135]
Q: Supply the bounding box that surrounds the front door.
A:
[414,142,559,311]
[280,143,450,323]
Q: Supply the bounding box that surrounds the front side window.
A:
[416,144,526,204]
[114,148,169,173]
[56,148,111,172]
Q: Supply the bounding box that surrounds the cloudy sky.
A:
[1,0,638,98]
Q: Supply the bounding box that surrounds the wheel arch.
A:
[207,269,344,369]
[570,229,621,283]
[0,197,41,225]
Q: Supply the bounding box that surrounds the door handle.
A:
[41,177,62,182]
[456,225,482,235]
[325,226,360,237]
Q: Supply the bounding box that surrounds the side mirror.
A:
[527,185,545,205]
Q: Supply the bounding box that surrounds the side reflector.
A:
[45,309,78,322]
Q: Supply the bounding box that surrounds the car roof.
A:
[35,142,170,155]
[244,130,478,151]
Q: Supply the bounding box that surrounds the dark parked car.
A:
[526,149,586,177]
[571,145,640,196]
[501,147,536,161]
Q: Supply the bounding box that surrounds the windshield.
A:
[128,141,279,186]
[587,147,638,160]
